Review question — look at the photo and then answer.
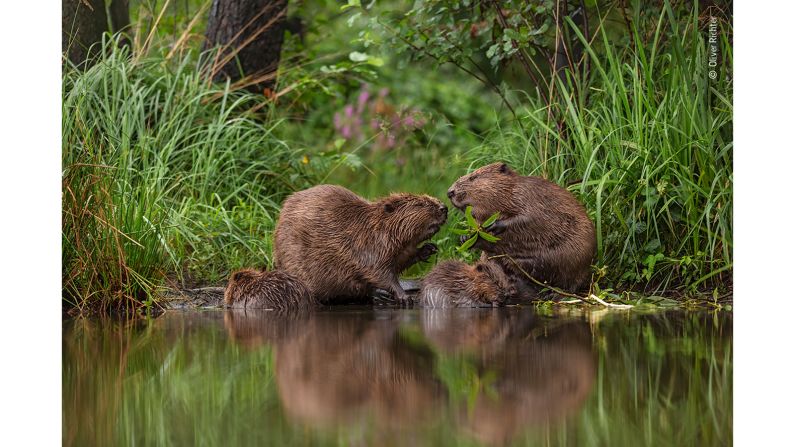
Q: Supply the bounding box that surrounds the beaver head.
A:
[447,162,519,221]
[472,260,517,305]
[373,193,448,247]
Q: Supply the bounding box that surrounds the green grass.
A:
[62,39,321,312]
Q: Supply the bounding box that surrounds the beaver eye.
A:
[469,175,478,181]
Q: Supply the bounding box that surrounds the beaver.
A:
[447,162,596,294]
[274,185,448,303]
[224,268,315,309]
[417,260,516,308]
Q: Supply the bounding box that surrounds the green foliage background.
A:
[62,0,733,311]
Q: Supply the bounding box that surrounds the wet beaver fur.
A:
[417,260,516,308]
[447,162,596,294]
[224,268,315,310]
[274,184,448,303]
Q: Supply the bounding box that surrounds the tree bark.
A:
[204,0,289,93]
[108,0,131,50]
[108,0,131,34]
[62,0,108,67]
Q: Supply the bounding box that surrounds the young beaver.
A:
[274,185,448,303]
[447,163,596,294]
[224,268,315,310]
[417,260,515,308]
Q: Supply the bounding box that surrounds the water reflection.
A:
[422,310,595,444]
[63,308,732,446]
[221,308,594,444]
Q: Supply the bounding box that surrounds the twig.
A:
[493,254,634,309]
[166,0,210,60]
[490,0,550,105]
[379,20,520,121]
[588,293,633,309]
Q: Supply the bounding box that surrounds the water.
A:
[63,307,732,446]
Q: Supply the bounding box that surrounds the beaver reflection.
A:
[224,309,595,445]
[421,309,596,445]
[224,309,446,434]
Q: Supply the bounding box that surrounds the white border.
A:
[0,1,792,445]
[735,0,795,445]
[0,1,62,444]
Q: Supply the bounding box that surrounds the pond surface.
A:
[63,307,732,446]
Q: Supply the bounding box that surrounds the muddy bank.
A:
[158,279,423,310]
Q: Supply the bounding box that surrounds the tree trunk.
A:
[108,0,131,50]
[108,0,131,34]
[62,0,108,67]
[203,0,288,93]
[554,1,586,76]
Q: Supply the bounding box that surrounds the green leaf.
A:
[341,0,361,11]
[477,231,499,243]
[465,205,478,229]
[458,235,478,252]
[349,51,369,62]
[450,228,471,236]
[482,212,500,228]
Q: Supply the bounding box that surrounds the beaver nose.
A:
[440,204,448,214]
[447,188,455,199]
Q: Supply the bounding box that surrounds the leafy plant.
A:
[452,205,501,252]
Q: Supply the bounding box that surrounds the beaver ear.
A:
[384,202,395,213]
[499,163,509,173]
[231,270,253,282]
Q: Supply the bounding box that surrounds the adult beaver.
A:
[447,163,596,294]
[417,260,515,308]
[275,185,448,303]
[224,268,315,310]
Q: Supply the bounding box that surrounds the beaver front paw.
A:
[485,219,507,235]
[416,242,438,262]
[372,288,414,306]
